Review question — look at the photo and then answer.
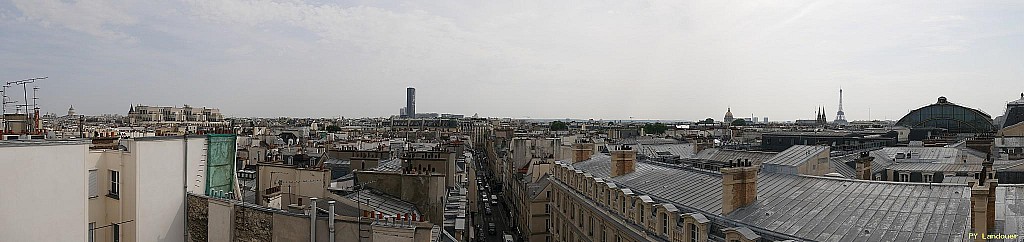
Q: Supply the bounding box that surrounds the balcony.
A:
[263,186,281,196]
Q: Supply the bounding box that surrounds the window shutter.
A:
[88,170,98,197]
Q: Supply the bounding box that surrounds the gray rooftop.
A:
[766,131,861,137]
[343,189,421,217]
[569,155,973,242]
[693,148,776,164]
[722,227,761,240]
[728,174,970,242]
[996,137,1024,148]
[876,147,965,163]
[371,158,402,172]
[997,186,1024,236]
[830,153,859,178]
[637,143,694,158]
[764,145,828,167]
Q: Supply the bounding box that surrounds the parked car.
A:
[488,223,496,234]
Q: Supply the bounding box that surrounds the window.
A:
[112,223,120,242]
[600,226,606,242]
[108,170,120,199]
[661,213,668,235]
[88,170,98,198]
[690,223,699,242]
[588,217,594,236]
[546,204,550,213]
[545,219,550,232]
[898,173,910,182]
[639,206,644,223]
[89,222,95,242]
[924,174,933,183]
[570,205,574,219]
[578,211,583,227]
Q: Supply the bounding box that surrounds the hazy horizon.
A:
[2,1,1023,121]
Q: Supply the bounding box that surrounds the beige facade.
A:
[128,104,225,125]
[999,122,1024,136]
[508,158,556,242]
[257,164,330,208]
[1,141,89,242]
[87,136,208,242]
[356,171,448,224]
[1,136,209,242]
[546,160,748,242]
[403,150,457,187]
[186,194,438,242]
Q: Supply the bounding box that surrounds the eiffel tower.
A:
[835,89,848,125]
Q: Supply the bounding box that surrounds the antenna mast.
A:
[1,77,46,136]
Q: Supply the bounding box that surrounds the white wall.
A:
[0,143,89,242]
[133,137,205,242]
[185,137,207,194]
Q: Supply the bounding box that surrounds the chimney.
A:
[610,145,636,177]
[722,159,758,215]
[309,197,318,242]
[971,161,997,240]
[855,152,874,180]
[985,160,997,233]
[693,137,713,154]
[328,201,336,242]
[572,139,595,163]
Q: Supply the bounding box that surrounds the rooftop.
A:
[694,148,776,165]
[763,145,828,167]
[343,189,421,217]
[567,155,973,241]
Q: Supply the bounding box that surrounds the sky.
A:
[1,0,1023,121]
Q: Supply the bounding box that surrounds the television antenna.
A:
[1,77,46,134]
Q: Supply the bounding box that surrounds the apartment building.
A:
[127,104,226,126]
[1,136,220,242]
[547,145,980,242]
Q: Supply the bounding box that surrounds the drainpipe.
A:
[310,197,318,242]
[328,201,336,242]
[183,135,189,239]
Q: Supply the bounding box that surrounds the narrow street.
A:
[473,150,517,241]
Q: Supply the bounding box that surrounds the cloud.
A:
[2,0,1023,120]
[10,0,138,42]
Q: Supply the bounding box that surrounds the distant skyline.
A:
[2,1,1023,121]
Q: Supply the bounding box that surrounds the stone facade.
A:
[128,104,225,124]
[234,206,273,242]
[186,195,209,242]
[548,162,717,242]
